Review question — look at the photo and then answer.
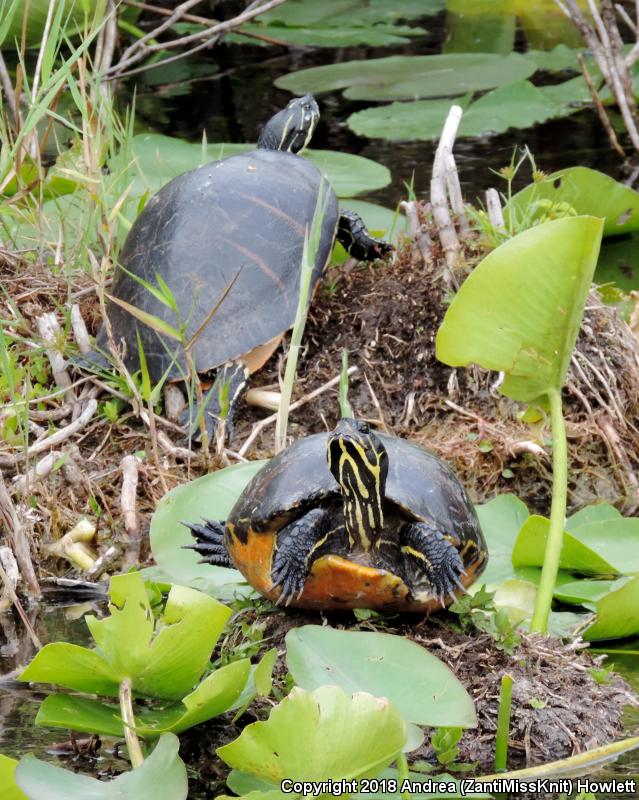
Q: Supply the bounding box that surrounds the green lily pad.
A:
[0,755,27,800]
[150,460,264,597]
[276,52,537,101]
[128,134,391,199]
[218,685,406,788]
[513,514,639,576]
[20,572,232,701]
[507,167,639,237]
[35,658,251,736]
[473,494,529,586]
[583,576,639,641]
[286,626,476,728]
[553,578,624,607]
[15,734,187,800]
[436,216,603,403]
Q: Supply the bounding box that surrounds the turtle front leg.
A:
[337,210,394,261]
[182,519,233,567]
[400,522,465,606]
[271,507,332,606]
[180,361,248,443]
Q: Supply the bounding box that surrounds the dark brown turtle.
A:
[92,95,392,438]
[186,418,488,612]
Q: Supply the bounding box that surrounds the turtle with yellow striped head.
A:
[186,418,487,612]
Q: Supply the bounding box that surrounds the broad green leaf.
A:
[507,168,639,236]
[553,578,623,607]
[349,81,565,141]
[286,626,476,728]
[513,515,639,575]
[36,658,251,736]
[436,216,604,402]
[473,494,529,586]
[276,52,537,101]
[150,460,264,597]
[15,734,187,800]
[566,503,622,529]
[218,686,406,787]
[0,755,27,800]
[2,0,107,47]
[596,234,639,292]
[21,573,232,701]
[583,576,639,641]
[128,134,390,199]
[236,23,426,47]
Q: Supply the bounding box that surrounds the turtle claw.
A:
[271,553,307,607]
[181,519,233,567]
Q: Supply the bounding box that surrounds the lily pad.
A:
[473,494,529,586]
[583,576,639,641]
[286,625,476,728]
[15,734,187,800]
[218,685,406,788]
[276,52,537,101]
[150,460,264,597]
[507,167,639,237]
[0,755,26,800]
[20,572,232,701]
[128,134,391,198]
[35,658,251,736]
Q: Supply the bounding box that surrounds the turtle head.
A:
[257,94,319,153]
[327,418,389,550]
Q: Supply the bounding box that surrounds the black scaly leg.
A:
[337,210,394,262]
[182,519,233,567]
[180,361,249,442]
[401,522,465,605]
[271,507,333,606]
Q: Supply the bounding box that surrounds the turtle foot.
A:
[401,522,465,606]
[182,519,232,567]
[337,210,394,262]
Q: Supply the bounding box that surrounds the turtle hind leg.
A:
[337,210,394,262]
[179,361,248,443]
[182,519,233,567]
[400,522,465,606]
[271,507,332,606]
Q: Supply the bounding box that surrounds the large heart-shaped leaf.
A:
[285,626,476,728]
[20,572,231,700]
[436,216,604,402]
[218,685,406,787]
[35,658,251,736]
[150,460,264,597]
[582,576,639,641]
[506,167,639,237]
[473,494,530,586]
[15,734,187,800]
[0,755,27,800]
[127,134,391,199]
[276,52,537,101]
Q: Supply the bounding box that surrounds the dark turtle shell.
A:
[225,433,487,612]
[98,150,339,380]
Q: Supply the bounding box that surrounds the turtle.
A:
[186,418,488,612]
[94,95,392,438]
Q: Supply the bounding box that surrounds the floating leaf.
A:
[15,734,187,800]
[150,461,263,597]
[474,494,529,586]
[218,685,406,787]
[0,755,26,800]
[276,52,537,101]
[35,658,251,736]
[512,514,639,575]
[507,167,639,237]
[20,572,232,700]
[128,134,391,199]
[286,626,476,728]
[436,216,603,402]
[582,576,639,641]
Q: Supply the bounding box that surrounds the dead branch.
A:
[0,471,40,597]
[578,52,626,157]
[12,450,63,493]
[485,189,506,233]
[35,312,75,404]
[400,200,433,266]
[120,455,140,544]
[431,105,463,278]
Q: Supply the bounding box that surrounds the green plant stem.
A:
[494,673,513,772]
[531,387,568,633]
[339,349,353,418]
[396,752,411,800]
[119,678,144,769]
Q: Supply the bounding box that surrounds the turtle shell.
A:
[226,432,487,612]
[98,150,339,380]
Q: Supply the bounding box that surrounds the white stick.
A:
[35,312,75,403]
[70,304,92,354]
[120,455,140,542]
[12,450,62,493]
[431,106,463,275]
[485,188,506,233]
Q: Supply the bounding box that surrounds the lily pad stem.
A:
[119,677,144,769]
[531,387,567,633]
[396,751,411,800]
